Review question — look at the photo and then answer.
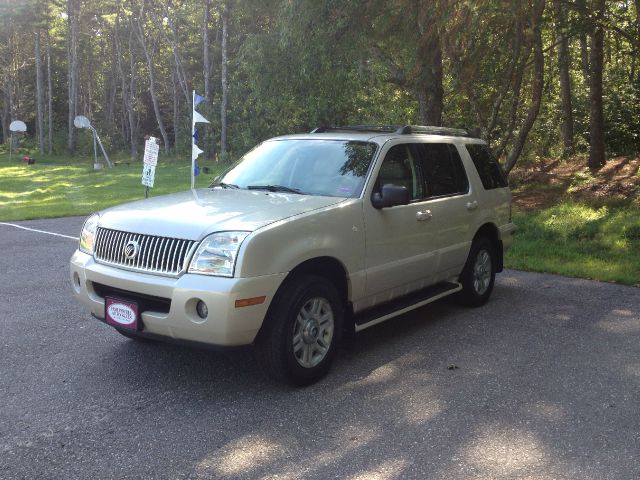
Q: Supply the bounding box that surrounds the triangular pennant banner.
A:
[194,160,200,177]
[194,93,205,106]
[193,110,210,124]
[192,143,204,161]
[193,129,199,143]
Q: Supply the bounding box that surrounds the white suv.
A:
[70,125,515,385]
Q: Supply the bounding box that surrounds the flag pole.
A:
[191,90,195,190]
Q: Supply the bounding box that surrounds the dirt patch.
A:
[509,156,640,210]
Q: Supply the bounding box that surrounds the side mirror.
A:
[371,184,411,209]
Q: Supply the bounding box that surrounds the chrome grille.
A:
[94,227,197,276]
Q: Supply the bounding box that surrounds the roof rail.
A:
[310,125,471,137]
[395,125,470,136]
[310,125,399,134]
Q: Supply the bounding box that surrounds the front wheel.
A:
[457,237,496,307]
[255,274,343,386]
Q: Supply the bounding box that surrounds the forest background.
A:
[1,0,639,285]
[1,0,638,168]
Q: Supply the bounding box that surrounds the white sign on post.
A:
[142,164,155,188]
[143,137,159,166]
[142,137,159,188]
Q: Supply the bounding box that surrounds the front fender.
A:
[235,199,365,296]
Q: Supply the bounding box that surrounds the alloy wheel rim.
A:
[472,249,492,295]
[292,297,334,368]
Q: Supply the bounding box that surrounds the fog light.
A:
[196,300,208,319]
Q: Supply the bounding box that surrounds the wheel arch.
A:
[473,223,504,272]
[256,256,353,342]
[286,256,351,305]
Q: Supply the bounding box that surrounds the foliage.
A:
[506,202,640,285]
[0,0,638,166]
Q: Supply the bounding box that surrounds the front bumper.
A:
[70,250,286,346]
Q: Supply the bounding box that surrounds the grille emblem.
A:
[123,240,139,260]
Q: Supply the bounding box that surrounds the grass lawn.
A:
[506,156,640,286]
[0,154,223,221]
[505,203,640,286]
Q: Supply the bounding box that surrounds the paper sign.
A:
[142,164,156,187]
[143,137,159,166]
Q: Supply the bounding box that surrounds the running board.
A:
[354,281,462,332]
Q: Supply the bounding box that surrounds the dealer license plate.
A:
[105,297,140,331]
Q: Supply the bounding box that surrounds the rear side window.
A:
[466,144,508,189]
[411,143,469,197]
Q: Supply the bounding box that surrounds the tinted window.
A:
[466,143,508,189]
[411,143,469,197]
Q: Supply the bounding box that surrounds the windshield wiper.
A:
[247,185,304,194]
[210,181,240,189]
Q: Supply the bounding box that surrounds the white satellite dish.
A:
[73,115,91,129]
[9,120,26,132]
[73,115,112,168]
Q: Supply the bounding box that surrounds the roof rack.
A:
[310,125,471,137]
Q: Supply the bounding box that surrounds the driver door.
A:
[362,143,439,303]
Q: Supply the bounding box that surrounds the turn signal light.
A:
[235,296,266,308]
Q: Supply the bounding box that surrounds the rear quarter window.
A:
[466,144,508,190]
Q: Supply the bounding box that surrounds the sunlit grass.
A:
[0,154,223,221]
[506,201,640,285]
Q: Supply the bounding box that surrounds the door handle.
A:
[416,210,433,221]
[466,201,479,211]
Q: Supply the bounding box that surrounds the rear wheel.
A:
[255,274,343,386]
[457,237,496,307]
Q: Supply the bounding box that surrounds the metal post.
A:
[92,129,98,167]
[191,90,196,190]
[9,133,12,162]
[94,129,112,168]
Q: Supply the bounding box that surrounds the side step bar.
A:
[354,281,462,332]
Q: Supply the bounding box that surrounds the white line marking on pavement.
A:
[0,222,77,240]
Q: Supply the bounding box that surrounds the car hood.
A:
[98,188,346,240]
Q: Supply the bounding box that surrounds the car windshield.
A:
[213,139,378,198]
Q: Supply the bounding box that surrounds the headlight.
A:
[79,213,100,254]
[188,231,249,277]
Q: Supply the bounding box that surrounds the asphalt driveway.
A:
[1,217,639,479]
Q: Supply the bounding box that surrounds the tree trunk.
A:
[220,1,229,155]
[46,30,53,154]
[415,6,443,126]
[494,49,529,160]
[588,0,606,170]
[128,27,138,158]
[578,0,591,85]
[635,0,640,83]
[114,3,137,158]
[164,12,190,105]
[504,0,546,174]
[173,67,179,151]
[35,31,45,155]
[1,19,12,144]
[67,0,78,155]
[134,8,170,154]
[204,0,211,102]
[553,0,574,157]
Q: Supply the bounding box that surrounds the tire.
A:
[255,274,343,386]
[457,236,496,307]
